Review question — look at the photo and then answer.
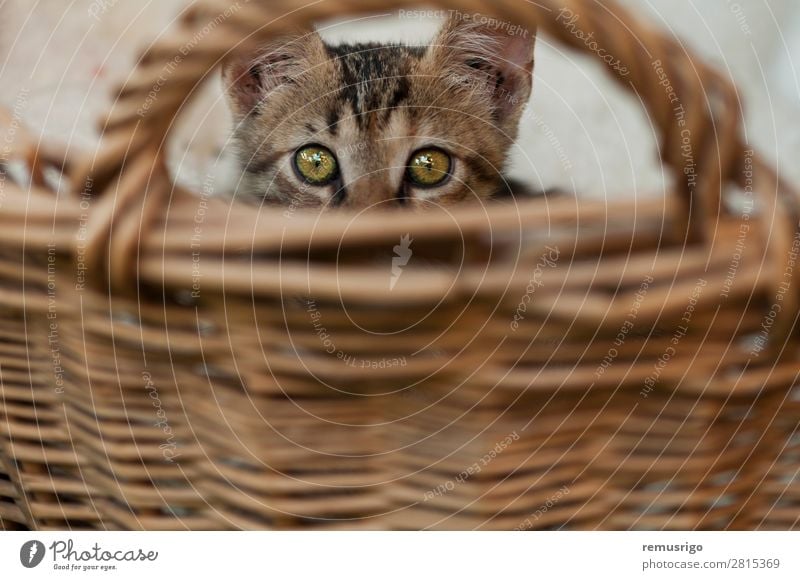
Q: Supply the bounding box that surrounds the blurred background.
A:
[0,0,797,199]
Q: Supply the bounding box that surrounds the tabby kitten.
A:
[223,17,535,209]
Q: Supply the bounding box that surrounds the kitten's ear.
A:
[222,31,326,118]
[428,17,536,121]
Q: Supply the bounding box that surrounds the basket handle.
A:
[73,0,746,293]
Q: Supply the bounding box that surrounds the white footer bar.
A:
[0,531,796,578]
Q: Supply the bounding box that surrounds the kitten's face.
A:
[224,18,535,210]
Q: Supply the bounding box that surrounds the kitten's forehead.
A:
[324,43,424,131]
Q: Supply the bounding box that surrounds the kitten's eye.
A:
[294,145,339,185]
[406,148,451,187]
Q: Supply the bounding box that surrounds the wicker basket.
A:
[0,0,798,530]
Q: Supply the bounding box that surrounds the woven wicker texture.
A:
[0,0,798,530]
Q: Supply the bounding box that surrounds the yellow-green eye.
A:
[406,148,451,187]
[294,145,339,185]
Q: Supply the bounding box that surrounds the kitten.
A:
[223,17,535,210]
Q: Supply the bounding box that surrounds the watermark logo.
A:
[556,8,629,76]
[20,540,46,568]
[390,234,413,290]
[87,0,118,21]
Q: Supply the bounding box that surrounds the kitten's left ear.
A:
[222,31,327,119]
[428,16,536,124]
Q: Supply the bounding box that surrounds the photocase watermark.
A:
[726,0,752,36]
[510,246,560,331]
[0,87,30,206]
[595,275,654,380]
[44,539,157,572]
[20,537,159,571]
[513,485,571,530]
[137,2,242,117]
[305,299,408,369]
[282,168,317,219]
[556,8,629,76]
[423,431,519,501]
[521,110,573,171]
[640,278,707,398]
[74,176,94,292]
[184,173,215,301]
[87,0,118,21]
[46,243,65,395]
[142,371,182,462]
[390,234,413,290]
[749,228,800,357]
[20,540,45,568]
[652,59,697,200]
[652,59,680,107]
[336,141,369,161]
[721,217,750,300]
[398,9,532,38]
[282,196,301,219]
[446,69,523,109]
[721,150,756,300]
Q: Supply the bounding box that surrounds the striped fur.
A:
[223,17,535,210]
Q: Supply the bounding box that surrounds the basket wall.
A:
[1,181,798,530]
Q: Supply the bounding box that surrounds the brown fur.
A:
[223,17,535,210]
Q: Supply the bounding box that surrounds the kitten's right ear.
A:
[426,16,536,125]
[222,32,325,118]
